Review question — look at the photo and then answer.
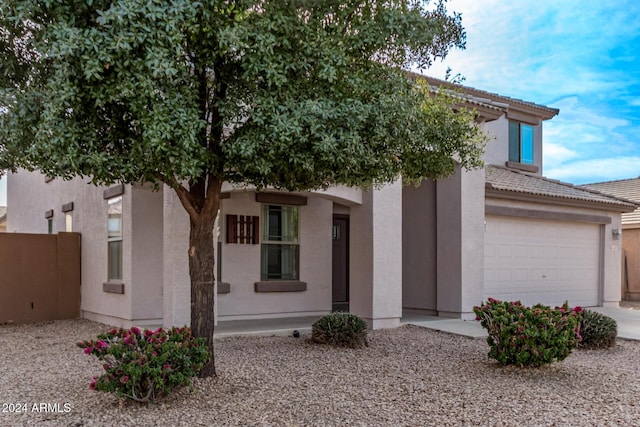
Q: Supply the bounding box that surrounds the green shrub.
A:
[579,309,617,349]
[473,298,583,367]
[78,326,209,403]
[311,312,368,348]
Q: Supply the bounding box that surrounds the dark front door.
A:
[332,215,349,312]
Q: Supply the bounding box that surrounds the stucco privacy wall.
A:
[485,196,624,307]
[7,171,140,325]
[0,232,80,323]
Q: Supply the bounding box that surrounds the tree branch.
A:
[174,184,200,224]
[202,174,222,217]
[161,172,200,223]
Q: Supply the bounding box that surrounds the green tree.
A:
[0,0,486,377]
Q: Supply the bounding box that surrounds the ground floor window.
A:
[261,204,299,280]
[107,196,123,281]
[65,212,72,232]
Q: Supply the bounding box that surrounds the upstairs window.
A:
[509,121,534,164]
[261,205,299,281]
[107,196,123,281]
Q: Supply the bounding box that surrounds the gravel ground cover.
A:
[1,319,639,427]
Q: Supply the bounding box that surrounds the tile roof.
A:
[581,178,640,225]
[485,165,638,211]
[425,83,508,112]
[422,76,559,118]
[0,206,5,224]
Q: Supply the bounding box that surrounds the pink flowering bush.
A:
[473,298,583,367]
[77,326,209,402]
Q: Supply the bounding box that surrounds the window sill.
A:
[103,282,125,294]
[505,161,539,173]
[218,282,231,294]
[254,281,307,292]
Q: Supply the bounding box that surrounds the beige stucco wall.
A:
[436,167,486,319]
[161,187,351,325]
[162,186,191,327]
[622,228,640,299]
[350,181,403,329]
[130,185,164,324]
[402,180,437,313]
[402,170,487,319]
[602,213,624,306]
[216,191,333,320]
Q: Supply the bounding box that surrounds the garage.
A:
[484,215,601,307]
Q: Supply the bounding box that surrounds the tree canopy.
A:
[1,0,484,192]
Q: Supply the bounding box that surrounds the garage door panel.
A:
[484,216,600,307]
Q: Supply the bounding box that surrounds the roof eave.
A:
[485,187,639,213]
[421,75,559,121]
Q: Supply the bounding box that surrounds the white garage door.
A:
[484,216,600,307]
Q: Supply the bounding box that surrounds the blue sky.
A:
[1,0,638,205]
[428,0,640,185]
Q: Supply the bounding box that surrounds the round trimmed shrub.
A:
[579,309,617,349]
[311,312,368,348]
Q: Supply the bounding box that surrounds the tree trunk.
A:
[187,180,222,378]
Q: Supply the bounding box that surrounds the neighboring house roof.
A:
[0,206,6,226]
[485,165,638,211]
[581,178,640,225]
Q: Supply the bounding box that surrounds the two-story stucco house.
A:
[6,76,636,329]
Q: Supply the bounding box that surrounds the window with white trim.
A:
[65,212,73,232]
[261,205,299,280]
[107,196,123,281]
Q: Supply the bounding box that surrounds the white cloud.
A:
[543,98,637,183]
[551,97,629,132]
[430,0,640,103]
[545,157,640,184]
[543,142,579,169]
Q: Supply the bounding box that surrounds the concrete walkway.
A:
[214,307,640,341]
[400,313,486,338]
[402,306,640,341]
[215,315,322,338]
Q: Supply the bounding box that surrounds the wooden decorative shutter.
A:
[226,215,237,244]
[226,215,259,244]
